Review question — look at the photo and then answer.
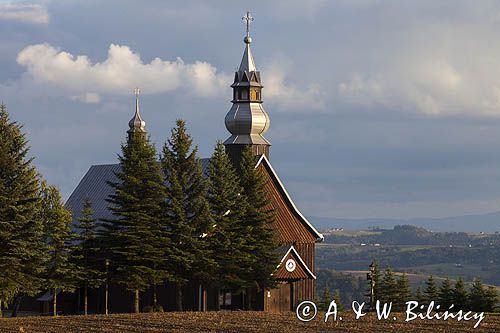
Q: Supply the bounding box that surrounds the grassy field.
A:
[0,311,499,333]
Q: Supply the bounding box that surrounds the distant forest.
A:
[323,225,500,246]
[317,225,500,286]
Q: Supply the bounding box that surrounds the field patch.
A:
[0,311,499,332]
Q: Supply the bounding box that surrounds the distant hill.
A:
[308,212,500,233]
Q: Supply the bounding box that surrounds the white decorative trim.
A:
[255,154,324,242]
[277,245,316,279]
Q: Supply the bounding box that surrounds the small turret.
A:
[128,87,146,136]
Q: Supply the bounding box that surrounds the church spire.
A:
[128,87,146,135]
[224,12,271,162]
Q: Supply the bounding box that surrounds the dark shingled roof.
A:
[65,158,211,224]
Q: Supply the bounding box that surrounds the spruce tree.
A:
[396,273,411,311]
[207,142,251,308]
[484,286,498,313]
[423,275,438,305]
[379,267,398,305]
[161,119,212,311]
[415,286,425,304]
[438,277,454,309]
[40,183,77,316]
[72,198,104,315]
[468,278,486,312]
[372,261,382,303]
[319,284,332,311]
[103,131,168,313]
[452,277,468,310]
[0,104,46,316]
[333,289,345,311]
[239,146,278,298]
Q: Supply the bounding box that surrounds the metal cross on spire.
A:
[242,11,253,36]
[134,87,140,99]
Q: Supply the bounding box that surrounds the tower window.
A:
[238,90,242,100]
[241,90,248,100]
[256,91,260,100]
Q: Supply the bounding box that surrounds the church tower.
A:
[224,12,271,164]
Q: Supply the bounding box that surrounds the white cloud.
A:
[264,63,325,111]
[0,3,49,24]
[16,43,230,100]
[71,92,100,104]
[334,15,500,117]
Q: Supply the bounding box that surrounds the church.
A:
[63,13,323,313]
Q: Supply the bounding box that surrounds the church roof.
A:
[65,155,323,242]
[256,155,324,241]
[65,159,211,224]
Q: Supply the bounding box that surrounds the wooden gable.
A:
[256,155,323,244]
[274,246,316,281]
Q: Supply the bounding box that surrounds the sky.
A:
[3,0,500,219]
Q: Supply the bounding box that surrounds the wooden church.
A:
[62,13,323,314]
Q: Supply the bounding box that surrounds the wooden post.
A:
[134,289,140,313]
[176,284,183,311]
[153,283,157,309]
[84,284,88,315]
[53,288,57,317]
[105,259,109,315]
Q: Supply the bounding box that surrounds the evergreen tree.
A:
[379,267,398,305]
[452,277,468,311]
[103,131,168,313]
[161,119,213,311]
[438,277,454,309]
[239,146,278,297]
[72,198,104,315]
[372,261,382,304]
[396,273,411,311]
[415,286,425,304]
[207,142,251,308]
[484,286,498,313]
[40,183,77,316]
[0,104,46,316]
[424,275,438,305]
[333,289,345,311]
[319,284,332,311]
[468,278,486,312]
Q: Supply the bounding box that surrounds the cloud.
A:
[264,62,325,111]
[0,3,49,24]
[334,10,500,117]
[338,61,468,116]
[16,43,230,100]
[70,92,100,104]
